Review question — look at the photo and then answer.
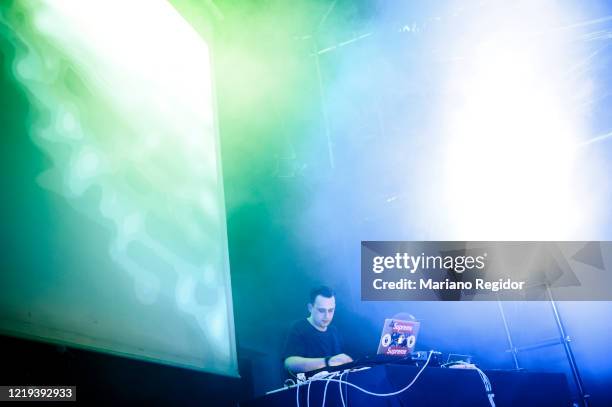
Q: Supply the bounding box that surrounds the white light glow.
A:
[436,1,602,240]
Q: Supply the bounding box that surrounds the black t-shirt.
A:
[282,319,343,362]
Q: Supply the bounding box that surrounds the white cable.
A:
[346,369,350,406]
[295,379,300,407]
[336,370,347,407]
[307,378,312,407]
[298,352,491,405]
[311,350,435,398]
[474,366,495,407]
[321,371,338,407]
[449,361,495,407]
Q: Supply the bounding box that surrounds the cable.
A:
[311,350,435,398]
[296,352,491,405]
[343,368,352,405]
[321,371,339,407]
[474,366,495,407]
[336,370,346,407]
[447,361,495,407]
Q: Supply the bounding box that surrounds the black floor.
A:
[0,334,253,406]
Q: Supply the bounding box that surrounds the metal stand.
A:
[496,300,520,370]
[497,285,590,407]
[545,284,590,407]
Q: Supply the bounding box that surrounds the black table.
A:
[241,364,572,407]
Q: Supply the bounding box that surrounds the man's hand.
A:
[328,353,353,367]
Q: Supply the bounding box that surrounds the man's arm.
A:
[284,356,326,374]
[284,353,353,374]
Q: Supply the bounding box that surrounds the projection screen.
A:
[0,1,238,376]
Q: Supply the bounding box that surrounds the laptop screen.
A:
[377,319,420,356]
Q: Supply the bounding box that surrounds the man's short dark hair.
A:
[309,286,335,304]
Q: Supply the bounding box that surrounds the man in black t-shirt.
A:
[283,286,353,375]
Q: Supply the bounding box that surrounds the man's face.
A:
[308,295,335,330]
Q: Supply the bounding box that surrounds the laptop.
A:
[376,318,420,357]
[303,318,421,378]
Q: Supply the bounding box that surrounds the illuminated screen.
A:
[0,1,238,376]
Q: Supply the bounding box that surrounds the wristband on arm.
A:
[324,356,331,367]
